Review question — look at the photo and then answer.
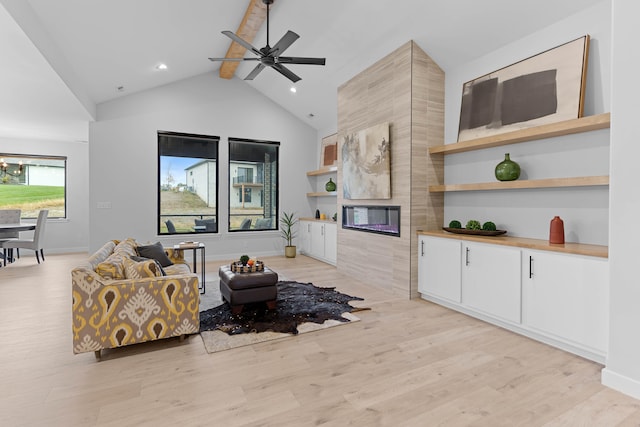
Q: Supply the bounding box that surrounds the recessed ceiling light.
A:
[117,86,125,92]
[307,113,315,119]
[290,86,297,93]
[156,63,168,70]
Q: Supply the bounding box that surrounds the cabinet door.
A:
[462,242,521,323]
[310,222,325,258]
[522,250,609,353]
[323,223,337,264]
[299,221,311,255]
[418,236,462,303]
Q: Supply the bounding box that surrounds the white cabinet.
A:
[417,233,609,362]
[324,223,337,263]
[299,221,311,255]
[310,222,325,256]
[522,250,609,354]
[299,220,336,265]
[462,242,521,323]
[418,236,461,303]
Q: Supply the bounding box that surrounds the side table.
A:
[174,242,206,294]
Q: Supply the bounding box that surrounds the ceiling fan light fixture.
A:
[209,0,325,83]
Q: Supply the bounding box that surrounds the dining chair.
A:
[165,219,177,234]
[0,209,21,266]
[2,210,48,264]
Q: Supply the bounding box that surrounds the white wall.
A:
[0,136,89,253]
[602,0,640,399]
[443,0,611,245]
[89,72,317,259]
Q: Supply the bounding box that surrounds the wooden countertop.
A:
[300,217,338,224]
[417,229,608,258]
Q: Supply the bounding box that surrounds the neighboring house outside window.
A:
[228,138,279,231]
[158,131,219,235]
[0,154,66,219]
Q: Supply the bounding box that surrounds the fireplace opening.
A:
[342,205,400,237]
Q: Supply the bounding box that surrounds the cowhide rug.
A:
[199,281,369,353]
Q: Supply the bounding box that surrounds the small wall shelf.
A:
[429,113,610,155]
[307,191,337,197]
[429,175,609,193]
[306,166,338,176]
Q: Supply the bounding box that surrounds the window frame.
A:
[228,137,280,233]
[157,131,219,236]
[0,152,67,219]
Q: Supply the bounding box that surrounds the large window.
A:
[158,131,219,235]
[0,154,66,219]
[228,138,279,232]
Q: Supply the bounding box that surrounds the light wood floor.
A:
[1,253,640,426]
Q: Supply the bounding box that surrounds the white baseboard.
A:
[15,247,89,256]
[601,368,640,400]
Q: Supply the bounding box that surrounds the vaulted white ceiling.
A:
[0,0,605,142]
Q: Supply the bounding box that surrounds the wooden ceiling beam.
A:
[219,0,271,80]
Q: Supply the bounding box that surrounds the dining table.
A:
[0,223,36,232]
[0,222,36,266]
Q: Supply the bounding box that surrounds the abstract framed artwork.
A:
[320,133,338,168]
[342,122,390,200]
[457,35,590,142]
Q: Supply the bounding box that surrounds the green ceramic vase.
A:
[495,153,521,181]
[325,178,336,192]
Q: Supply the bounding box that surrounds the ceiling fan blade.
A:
[221,30,262,57]
[244,64,267,80]
[277,56,326,66]
[268,30,300,56]
[208,57,260,62]
[272,63,301,83]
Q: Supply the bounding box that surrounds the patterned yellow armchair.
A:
[72,239,200,359]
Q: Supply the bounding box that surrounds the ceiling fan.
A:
[208,0,325,83]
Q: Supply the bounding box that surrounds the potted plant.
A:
[280,211,298,258]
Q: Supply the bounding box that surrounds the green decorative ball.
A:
[482,221,497,231]
[448,220,462,229]
[239,254,250,265]
[466,220,482,230]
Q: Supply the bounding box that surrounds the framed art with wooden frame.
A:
[320,133,338,168]
[457,35,590,142]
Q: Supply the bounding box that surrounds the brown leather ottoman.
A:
[218,265,278,314]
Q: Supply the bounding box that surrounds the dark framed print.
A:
[458,35,590,142]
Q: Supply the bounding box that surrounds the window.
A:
[0,154,66,219]
[228,138,279,231]
[239,187,252,203]
[158,131,219,235]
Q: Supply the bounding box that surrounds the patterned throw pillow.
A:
[95,252,127,280]
[114,237,138,258]
[123,257,163,279]
[130,256,166,276]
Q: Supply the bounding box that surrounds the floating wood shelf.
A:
[306,166,338,176]
[429,113,611,155]
[306,191,337,197]
[429,176,609,193]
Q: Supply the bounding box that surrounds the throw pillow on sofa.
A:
[113,237,138,257]
[130,255,166,276]
[136,241,173,267]
[123,257,163,279]
[95,252,127,280]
